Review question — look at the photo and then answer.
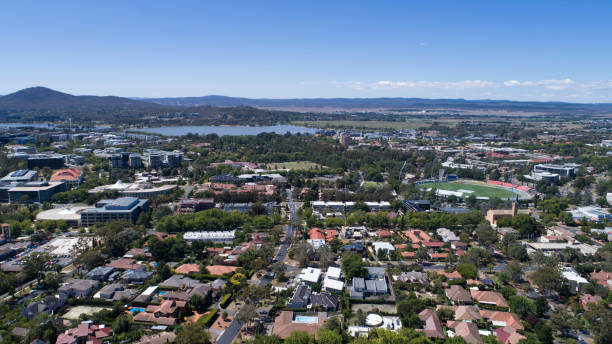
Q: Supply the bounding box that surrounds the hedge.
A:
[200,308,219,327]
[349,298,396,304]
[219,294,232,309]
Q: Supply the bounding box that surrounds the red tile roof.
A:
[309,228,325,240]
[206,265,237,275]
[480,310,523,330]
[470,290,508,308]
[50,168,82,182]
[175,264,200,274]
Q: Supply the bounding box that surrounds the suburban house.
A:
[310,293,339,311]
[133,299,187,326]
[446,285,473,305]
[470,290,508,308]
[272,311,328,339]
[122,268,154,284]
[56,323,111,344]
[447,321,482,343]
[418,309,445,339]
[22,295,65,320]
[479,310,524,330]
[85,266,115,282]
[59,279,99,298]
[288,285,311,309]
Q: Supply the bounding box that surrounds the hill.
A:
[0,86,163,113]
[0,87,297,125]
[139,95,612,115]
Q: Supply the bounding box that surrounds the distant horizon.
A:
[3,86,612,106]
[2,2,612,102]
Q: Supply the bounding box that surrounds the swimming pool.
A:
[294,316,318,323]
[129,308,145,314]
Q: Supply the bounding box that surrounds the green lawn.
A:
[417,181,516,199]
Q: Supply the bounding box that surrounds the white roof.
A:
[326,267,342,280]
[36,206,92,221]
[373,241,395,252]
[141,286,158,296]
[365,314,383,327]
[297,267,322,284]
[561,267,589,284]
[307,239,325,249]
[323,277,344,291]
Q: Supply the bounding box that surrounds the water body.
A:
[134,124,319,136]
[0,123,56,129]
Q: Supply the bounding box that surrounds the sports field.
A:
[417,181,516,199]
[266,161,322,170]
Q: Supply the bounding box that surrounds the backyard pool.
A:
[294,316,319,323]
[129,308,146,314]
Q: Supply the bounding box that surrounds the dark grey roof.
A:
[310,293,338,309]
[85,266,115,280]
[375,279,387,293]
[349,289,363,299]
[365,279,377,293]
[122,269,153,281]
[290,285,312,305]
[353,277,365,290]
[366,267,386,279]
[159,274,202,288]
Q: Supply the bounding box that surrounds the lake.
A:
[134,124,319,136]
[0,123,56,129]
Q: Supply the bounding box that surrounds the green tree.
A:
[535,297,549,317]
[284,331,315,344]
[475,223,498,248]
[341,253,366,280]
[23,252,51,281]
[457,263,478,280]
[112,314,132,334]
[79,250,104,270]
[459,247,493,267]
[507,295,536,319]
[506,261,522,282]
[534,321,554,344]
[317,329,342,344]
[175,321,212,344]
[531,265,563,294]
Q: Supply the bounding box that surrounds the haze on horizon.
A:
[1,1,612,103]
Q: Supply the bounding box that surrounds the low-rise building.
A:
[59,279,99,298]
[50,168,83,187]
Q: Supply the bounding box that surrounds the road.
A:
[182,184,196,198]
[217,188,297,344]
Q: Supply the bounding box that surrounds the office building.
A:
[8,181,66,203]
[26,154,65,169]
[80,197,149,227]
[533,163,579,177]
[0,170,38,183]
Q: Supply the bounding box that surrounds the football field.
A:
[417,181,516,199]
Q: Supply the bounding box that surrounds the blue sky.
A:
[1,1,612,102]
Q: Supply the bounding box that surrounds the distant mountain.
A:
[139,95,612,114]
[0,86,163,113]
[0,87,301,125]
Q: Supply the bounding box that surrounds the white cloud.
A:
[329,81,367,90]
[326,78,612,101]
[331,80,497,90]
[503,78,575,90]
